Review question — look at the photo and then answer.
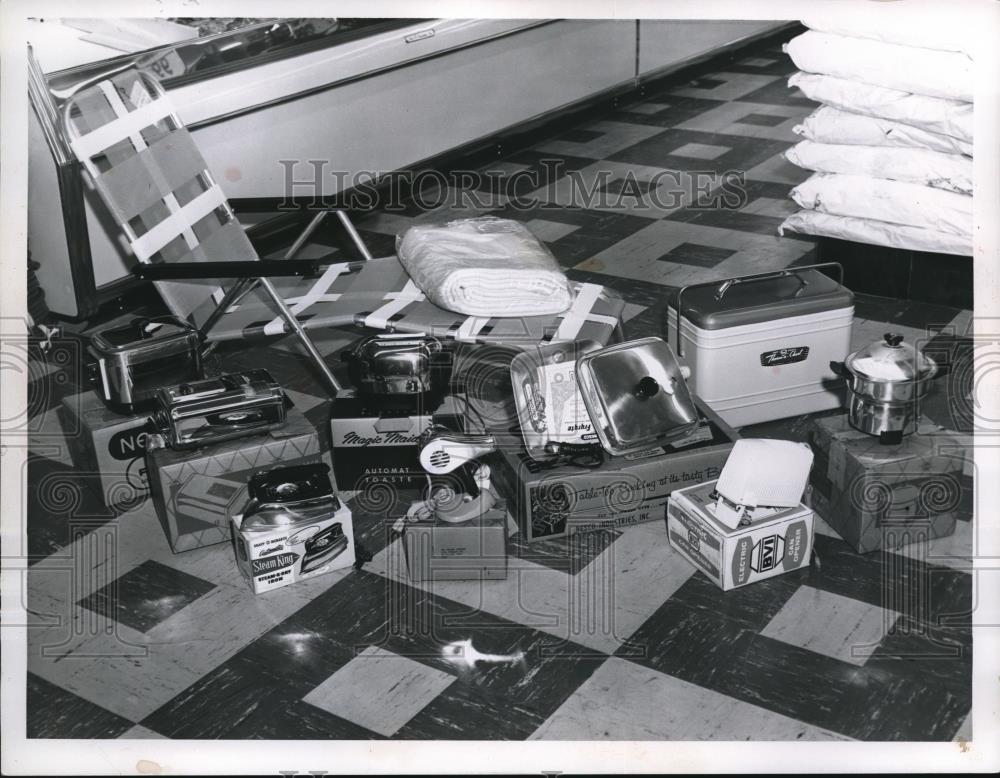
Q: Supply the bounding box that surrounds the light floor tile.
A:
[368,519,695,655]
[531,160,730,220]
[530,657,852,740]
[119,725,167,739]
[302,645,454,736]
[761,585,899,666]
[744,150,813,185]
[525,218,580,243]
[739,56,779,67]
[953,712,972,742]
[670,71,781,102]
[894,517,974,573]
[742,195,798,218]
[670,142,731,160]
[676,100,811,142]
[621,303,648,323]
[283,387,327,414]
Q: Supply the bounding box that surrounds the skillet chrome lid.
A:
[575,337,698,455]
[843,333,937,383]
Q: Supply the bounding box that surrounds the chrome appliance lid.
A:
[844,333,937,383]
[575,336,698,455]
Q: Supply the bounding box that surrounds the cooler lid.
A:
[576,337,698,455]
[92,316,197,352]
[673,269,853,331]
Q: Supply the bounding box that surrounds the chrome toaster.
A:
[87,316,202,413]
[153,368,287,450]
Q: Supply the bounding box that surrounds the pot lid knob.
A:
[634,376,660,399]
[883,332,904,348]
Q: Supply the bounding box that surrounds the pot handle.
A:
[829,360,847,377]
[672,262,844,357]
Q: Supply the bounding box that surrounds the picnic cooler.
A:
[666,263,854,428]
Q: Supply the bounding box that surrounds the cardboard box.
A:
[146,406,330,552]
[806,414,965,553]
[666,480,814,590]
[58,391,152,510]
[329,392,466,492]
[401,499,509,581]
[232,497,355,594]
[490,398,738,541]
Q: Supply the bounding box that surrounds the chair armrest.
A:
[131,258,363,281]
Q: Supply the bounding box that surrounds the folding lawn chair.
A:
[60,68,625,394]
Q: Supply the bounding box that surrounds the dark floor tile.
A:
[601,176,660,197]
[728,632,968,740]
[140,656,383,739]
[666,568,805,632]
[735,111,791,127]
[219,571,609,726]
[507,528,623,575]
[559,128,605,143]
[394,679,545,740]
[908,253,973,308]
[607,95,729,129]
[807,534,973,633]
[78,559,217,634]
[685,208,787,236]
[610,127,788,175]
[27,673,135,738]
[566,268,675,308]
[657,242,736,268]
[26,455,118,564]
[866,615,971,702]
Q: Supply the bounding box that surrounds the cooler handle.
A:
[672,262,844,357]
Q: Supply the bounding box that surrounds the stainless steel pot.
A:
[830,332,938,443]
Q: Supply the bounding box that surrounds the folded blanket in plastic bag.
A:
[785,140,972,195]
[396,217,572,317]
[801,13,973,56]
[788,72,973,143]
[793,106,972,157]
[780,210,972,256]
[789,172,972,237]
[784,30,973,101]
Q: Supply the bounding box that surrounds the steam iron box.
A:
[232,463,354,594]
[666,479,814,590]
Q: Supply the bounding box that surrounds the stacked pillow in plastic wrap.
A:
[778,18,973,256]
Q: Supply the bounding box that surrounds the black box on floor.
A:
[58,390,152,510]
[329,392,465,492]
[146,405,331,553]
[805,414,966,553]
[491,398,739,541]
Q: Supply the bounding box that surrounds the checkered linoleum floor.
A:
[21,37,976,741]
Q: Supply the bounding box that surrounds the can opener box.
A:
[399,499,509,582]
[490,397,739,541]
[232,500,354,595]
[58,390,151,510]
[666,479,814,590]
[146,405,330,553]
